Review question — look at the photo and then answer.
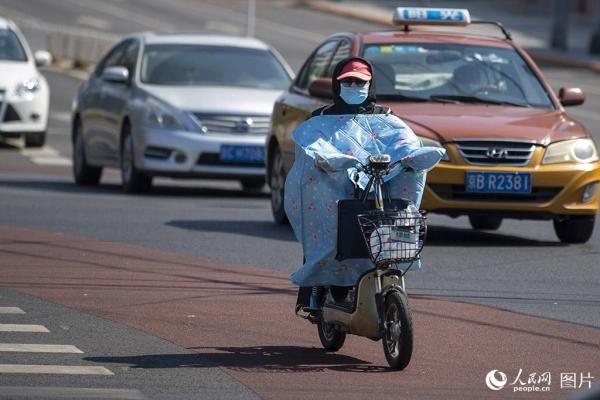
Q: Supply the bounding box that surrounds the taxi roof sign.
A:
[393,7,471,26]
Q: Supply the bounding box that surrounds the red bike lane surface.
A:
[0,227,597,400]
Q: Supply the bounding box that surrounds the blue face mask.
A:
[339,83,370,105]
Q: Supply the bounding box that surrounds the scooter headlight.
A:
[542,138,599,164]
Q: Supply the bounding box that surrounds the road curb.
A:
[299,0,600,73]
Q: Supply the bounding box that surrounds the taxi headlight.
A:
[419,136,449,161]
[542,138,599,164]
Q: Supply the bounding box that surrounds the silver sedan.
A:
[71,33,294,192]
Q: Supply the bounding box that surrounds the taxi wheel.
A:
[553,215,595,244]
[468,215,502,230]
[270,146,288,224]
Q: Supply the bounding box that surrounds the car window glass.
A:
[0,29,27,62]
[140,44,291,89]
[94,41,129,76]
[121,40,139,82]
[296,41,338,90]
[327,40,352,77]
[363,43,554,108]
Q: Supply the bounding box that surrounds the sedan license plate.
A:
[219,145,264,164]
[466,171,531,193]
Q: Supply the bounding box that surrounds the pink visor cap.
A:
[337,60,372,81]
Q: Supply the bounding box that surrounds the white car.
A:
[0,17,51,147]
[72,33,294,193]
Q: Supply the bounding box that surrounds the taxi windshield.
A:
[363,43,554,108]
[141,44,291,90]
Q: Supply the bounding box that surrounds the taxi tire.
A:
[468,215,502,230]
[553,215,595,244]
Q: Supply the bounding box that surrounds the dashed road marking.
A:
[0,387,145,399]
[19,146,72,167]
[0,307,25,314]
[0,364,114,375]
[0,344,83,353]
[0,324,49,332]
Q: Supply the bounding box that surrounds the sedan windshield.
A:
[141,44,291,90]
[363,43,554,108]
[0,29,27,62]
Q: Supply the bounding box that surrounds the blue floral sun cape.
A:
[284,113,444,287]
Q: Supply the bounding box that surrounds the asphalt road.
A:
[0,1,598,399]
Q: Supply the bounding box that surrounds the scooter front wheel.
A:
[317,321,346,352]
[382,291,413,370]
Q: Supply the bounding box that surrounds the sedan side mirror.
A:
[102,66,129,84]
[34,50,52,67]
[308,78,333,99]
[558,87,585,107]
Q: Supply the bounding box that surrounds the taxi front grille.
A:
[192,114,270,135]
[455,140,535,166]
[430,184,561,203]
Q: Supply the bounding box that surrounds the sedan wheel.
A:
[121,126,152,193]
[270,147,288,224]
[72,119,102,185]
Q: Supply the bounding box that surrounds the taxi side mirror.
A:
[558,87,585,107]
[308,78,332,99]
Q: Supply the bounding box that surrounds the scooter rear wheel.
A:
[382,291,413,370]
[317,321,346,352]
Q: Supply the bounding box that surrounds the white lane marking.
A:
[76,15,110,30]
[0,364,114,375]
[0,344,83,353]
[50,111,72,123]
[0,324,49,332]
[20,146,73,166]
[0,307,25,314]
[30,157,72,166]
[20,147,60,157]
[0,387,145,399]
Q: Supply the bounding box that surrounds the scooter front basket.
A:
[357,209,425,266]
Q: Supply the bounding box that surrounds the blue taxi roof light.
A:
[393,7,471,27]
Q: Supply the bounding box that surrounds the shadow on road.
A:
[0,179,269,199]
[166,219,562,246]
[85,346,392,373]
[166,219,296,241]
[425,225,564,247]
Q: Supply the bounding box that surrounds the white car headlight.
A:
[14,78,41,98]
[542,138,599,164]
[418,136,449,161]
[147,100,184,130]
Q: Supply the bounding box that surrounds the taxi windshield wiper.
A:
[429,94,530,108]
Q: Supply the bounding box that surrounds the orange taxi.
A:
[266,7,600,243]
